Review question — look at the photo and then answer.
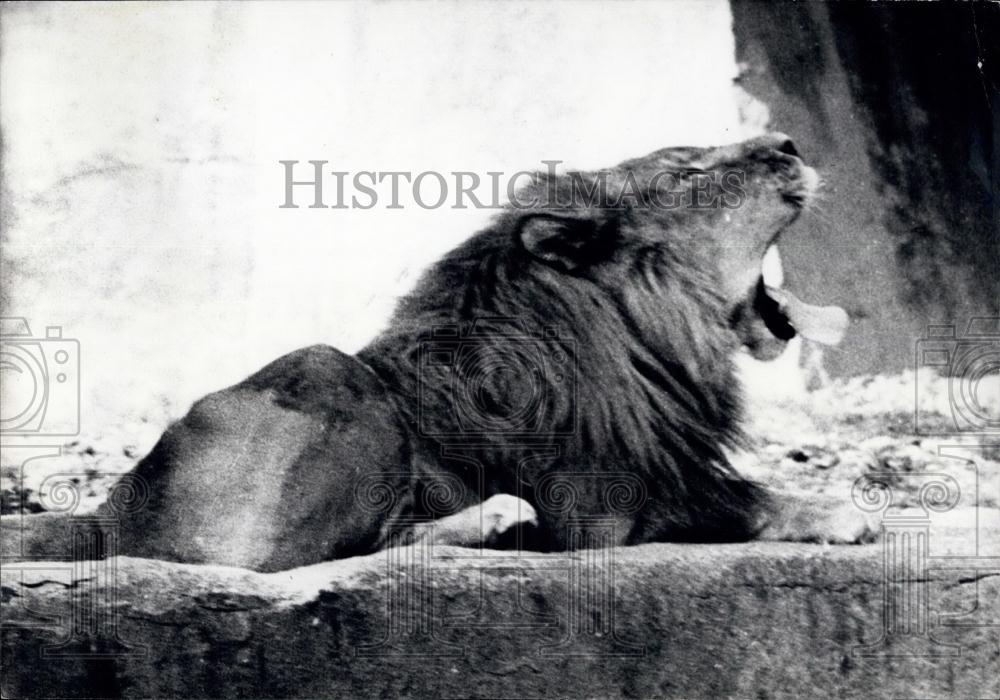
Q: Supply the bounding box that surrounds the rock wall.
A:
[2,513,997,699]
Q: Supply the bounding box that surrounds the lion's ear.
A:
[518,214,602,271]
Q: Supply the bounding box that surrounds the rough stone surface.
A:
[2,512,998,699]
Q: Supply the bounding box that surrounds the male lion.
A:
[110,133,872,572]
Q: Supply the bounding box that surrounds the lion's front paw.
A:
[758,491,880,544]
[811,502,880,544]
[419,493,538,547]
[480,493,538,542]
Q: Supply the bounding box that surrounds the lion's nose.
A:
[750,132,800,158]
[774,138,799,158]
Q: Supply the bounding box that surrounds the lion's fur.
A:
[360,226,761,546]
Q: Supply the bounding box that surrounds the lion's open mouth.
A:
[753,278,849,347]
[743,161,847,355]
[732,274,849,361]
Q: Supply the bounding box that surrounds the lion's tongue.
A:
[764,286,849,346]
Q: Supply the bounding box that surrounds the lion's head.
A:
[506,133,840,364]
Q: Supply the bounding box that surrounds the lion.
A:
[109,133,873,572]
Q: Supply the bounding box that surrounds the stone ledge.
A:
[1,513,998,699]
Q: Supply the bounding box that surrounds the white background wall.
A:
[2,1,764,432]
